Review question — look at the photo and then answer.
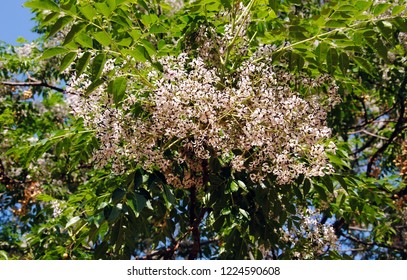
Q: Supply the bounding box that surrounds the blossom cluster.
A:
[281,209,338,259]
[14,42,38,59]
[67,48,338,187]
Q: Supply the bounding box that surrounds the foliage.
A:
[1,0,407,260]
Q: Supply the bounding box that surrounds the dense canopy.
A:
[1,0,407,260]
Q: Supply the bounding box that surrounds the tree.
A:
[0,0,406,260]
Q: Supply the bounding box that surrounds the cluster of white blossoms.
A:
[50,200,62,218]
[67,46,338,186]
[281,209,338,259]
[163,0,184,13]
[13,42,38,59]
[399,32,407,51]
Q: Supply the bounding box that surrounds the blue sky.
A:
[0,0,38,44]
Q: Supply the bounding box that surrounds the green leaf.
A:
[321,176,334,193]
[327,47,338,74]
[286,203,296,214]
[75,52,91,76]
[334,175,348,192]
[163,185,175,205]
[117,37,133,47]
[393,17,407,32]
[123,45,151,62]
[237,180,247,191]
[94,2,112,17]
[0,251,8,260]
[377,21,393,42]
[91,53,106,80]
[112,188,126,204]
[40,47,69,60]
[78,4,97,21]
[373,3,392,17]
[63,22,87,45]
[373,39,389,61]
[315,42,329,65]
[349,197,358,211]
[337,4,356,11]
[353,56,374,74]
[129,193,147,213]
[314,183,328,200]
[339,52,349,75]
[75,33,93,49]
[107,0,117,10]
[354,1,371,11]
[150,24,168,34]
[392,5,406,16]
[325,20,347,28]
[141,40,156,56]
[94,31,111,47]
[60,52,77,72]
[66,216,81,228]
[129,29,142,41]
[41,11,59,25]
[48,16,73,38]
[36,194,55,202]
[141,14,158,27]
[229,181,239,192]
[239,208,250,220]
[85,79,104,94]
[134,169,143,188]
[24,0,60,12]
[109,77,127,105]
[108,204,122,223]
[303,178,311,196]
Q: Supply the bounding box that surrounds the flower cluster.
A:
[50,200,63,218]
[163,0,184,14]
[281,209,338,259]
[13,42,38,59]
[68,48,338,186]
[399,32,407,51]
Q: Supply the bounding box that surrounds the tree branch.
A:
[348,129,389,141]
[188,185,200,260]
[350,103,396,130]
[366,70,407,176]
[339,230,406,253]
[1,80,65,93]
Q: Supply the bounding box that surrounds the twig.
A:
[348,129,389,141]
[350,104,396,130]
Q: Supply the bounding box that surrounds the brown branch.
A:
[366,71,407,176]
[1,80,65,93]
[350,103,397,130]
[188,159,210,260]
[348,129,389,140]
[188,185,200,260]
[136,236,218,260]
[352,123,388,156]
[339,230,406,253]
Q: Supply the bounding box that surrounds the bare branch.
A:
[348,129,389,141]
[1,80,65,93]
[339,231,406,253]
[350,103,397,130]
